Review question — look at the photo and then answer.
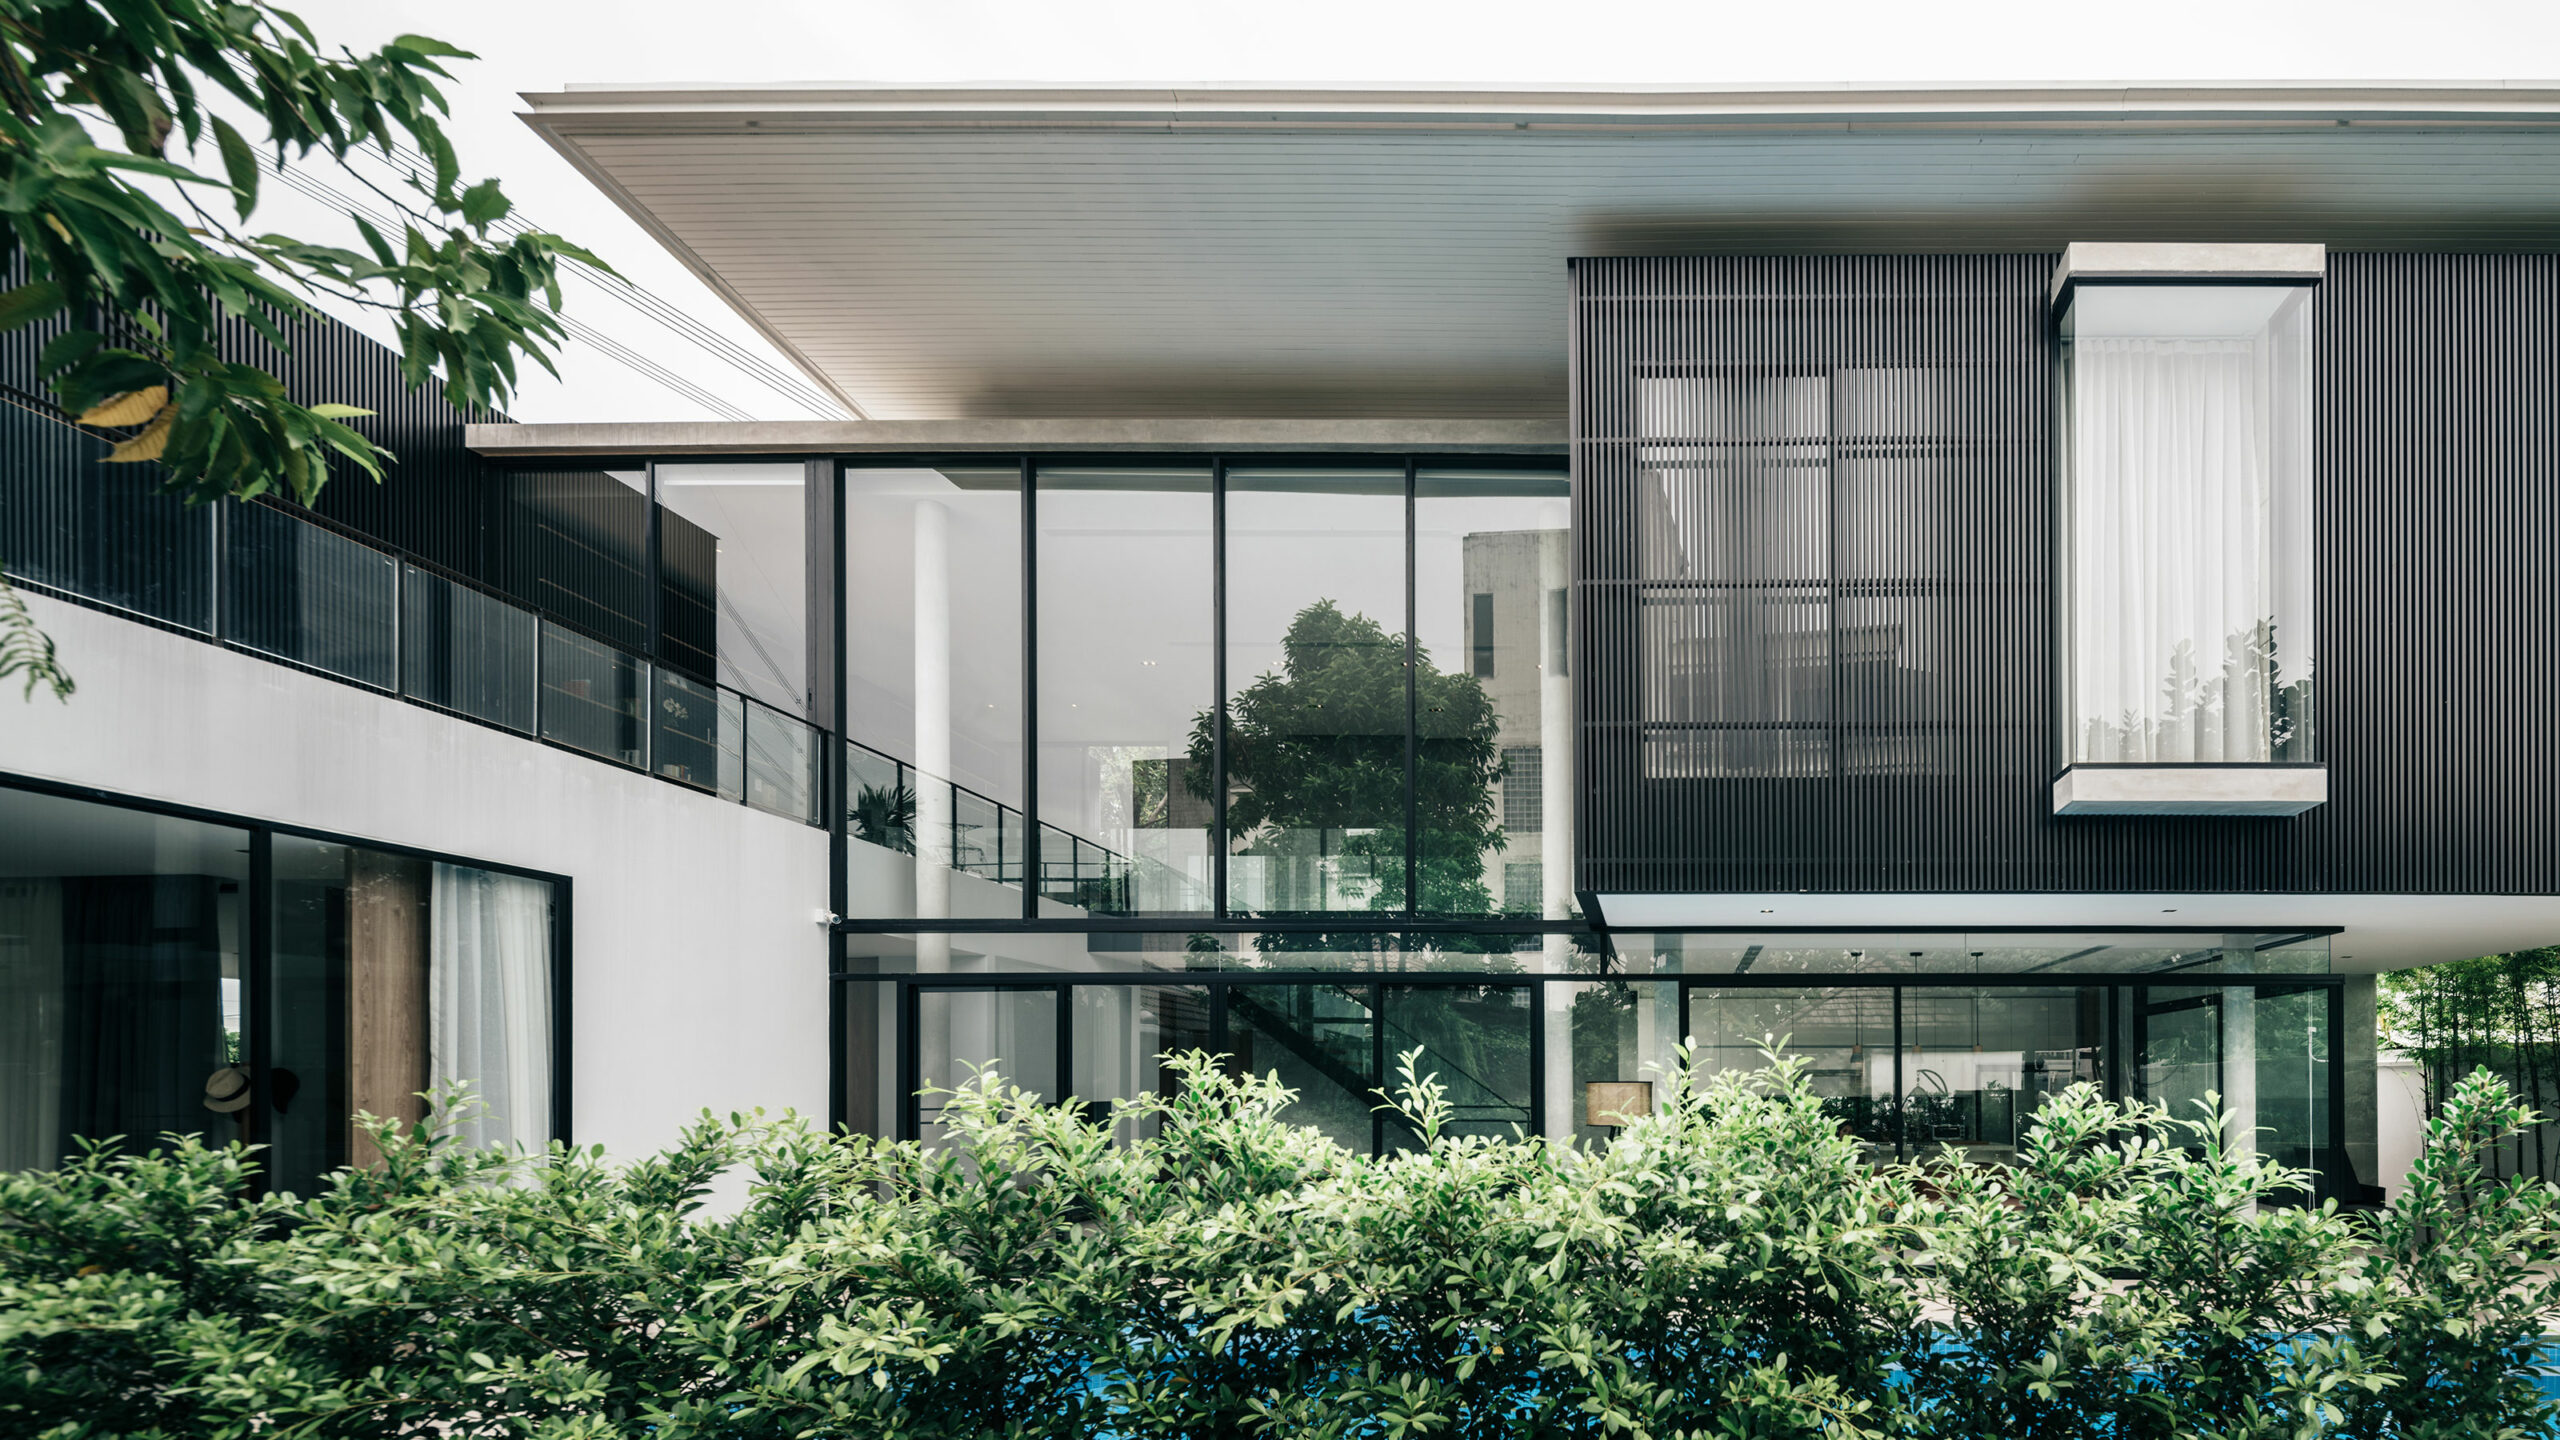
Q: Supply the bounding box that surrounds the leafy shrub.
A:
[4,1052,2557,1439]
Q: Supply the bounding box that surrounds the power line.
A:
[193,60,851,418]
[348,137,851,418]
[259,156,760,422]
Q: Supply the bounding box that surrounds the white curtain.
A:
[2070,336,2275,763]
[0,879,63,1170]
[430,865,553,1152]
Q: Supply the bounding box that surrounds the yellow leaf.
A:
[104,405,175,463]
[79,386,168,428]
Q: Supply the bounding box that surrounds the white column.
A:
[2222,983,2259,1169]
[914,500,952,971]
[1534,520,1582,1141]
[1635,980,1667,1081]
[1537,522,1575,972]
[1544,982,1577,1141]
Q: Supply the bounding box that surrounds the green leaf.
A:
[458,178,509,228]
[209,115,259,219]
[305,403,374,419]
[0,280,66,333]
[388,34,477,60]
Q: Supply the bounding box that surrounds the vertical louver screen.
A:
[1570,252,2560,897]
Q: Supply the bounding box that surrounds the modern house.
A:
[6,82,2560,1202]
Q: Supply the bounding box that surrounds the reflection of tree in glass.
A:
[2080,618,2315,763]
[1186,599,1503,917]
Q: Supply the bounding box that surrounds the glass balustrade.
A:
[0,408,827,829]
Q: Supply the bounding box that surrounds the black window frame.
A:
[0,769,575,1192]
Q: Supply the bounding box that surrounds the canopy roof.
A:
[522,81,2560,420]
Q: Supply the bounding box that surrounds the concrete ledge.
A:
[2053,764,2328,816]
[2054,242,2326,298]
[466,418,1570,460]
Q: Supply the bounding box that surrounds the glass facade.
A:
[1415,471,1573,919]
[1034,466,1214,916]
[0,788,246,1173]
[1223,468,1408,914]
[835,457,1575,927]
[841,464,1025,931]
[0,785,557,1189]
[2058,281,2317,765]
[843,922,2344,1201]
[653,463,809,716]
[0,393,2358,1204]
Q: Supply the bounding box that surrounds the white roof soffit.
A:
[1593,891,2560,974]
[520,81,2560,421]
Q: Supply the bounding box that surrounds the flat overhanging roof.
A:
[464,417,1566,460]
[522,81,2560,421]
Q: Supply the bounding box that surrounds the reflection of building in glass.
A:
[1460,526,1571,919]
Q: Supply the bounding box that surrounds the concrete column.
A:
[2221,984,2258,1167]
[1636,979,1668,1083]
[2345,973,2378,1195]
[1536,521,1575,978]
[1538,525,1573,919]
[913,500,951,971]
[1544,982,1577,1141]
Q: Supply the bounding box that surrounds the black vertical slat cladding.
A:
[0,301,731,689]
[1569,252,2560,898]
[212,307,500,581]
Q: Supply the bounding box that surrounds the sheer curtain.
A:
[429,865,553,1152]
[2069,336,2274,763]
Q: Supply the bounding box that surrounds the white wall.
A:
[0,595,833,1160]
[2377,1051,2429,1200]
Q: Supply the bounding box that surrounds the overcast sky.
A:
[272,0,2560,424]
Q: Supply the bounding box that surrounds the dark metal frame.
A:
[0,769,578,1185]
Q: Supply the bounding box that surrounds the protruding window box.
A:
[2052,763,2327,817]
[2054,242,2324,817]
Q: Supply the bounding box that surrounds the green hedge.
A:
[4,1051,2556,1439]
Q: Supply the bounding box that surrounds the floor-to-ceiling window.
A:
[834,453,1583,1148]
[823,452,2343,1199]
[841,464,1025,927]
[846,923,2340,1190]
[1223,466,1409,916]
[0,782,564,1189]
[1033,466,1214,916]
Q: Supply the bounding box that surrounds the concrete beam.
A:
[2052,764,2329,817]
[465,418,1570,460]
[2055,241,2327,298]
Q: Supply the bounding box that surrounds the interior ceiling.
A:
[522,83,2560,421]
